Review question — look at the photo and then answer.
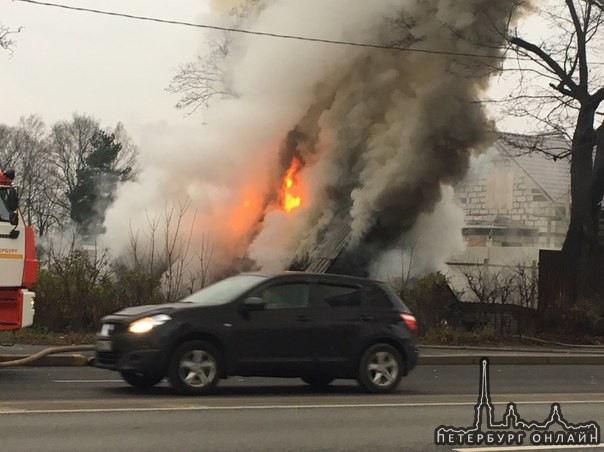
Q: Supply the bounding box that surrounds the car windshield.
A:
[180,274,267,305]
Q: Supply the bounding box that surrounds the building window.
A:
[485,169,514,210]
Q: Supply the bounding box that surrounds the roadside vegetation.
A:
[5,1,604,346]
[6,252,601,346]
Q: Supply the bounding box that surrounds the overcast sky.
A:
[0,0,550,143]
[0,0,210,139]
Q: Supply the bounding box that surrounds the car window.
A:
[312,283,363,307]
[364,285,394,308]
[182,275,267,305]
[377,282,410,310]
[260,283,309,310]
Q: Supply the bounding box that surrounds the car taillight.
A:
[400,312,417,331]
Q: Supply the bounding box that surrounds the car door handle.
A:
[360,315,373,322]
[297,315,311,322]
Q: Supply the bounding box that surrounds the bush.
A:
[33,250,164,332]
[422,325,499,346]
[564,299,600,335]
[397,272,461,332]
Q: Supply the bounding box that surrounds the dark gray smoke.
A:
[251,0,525,276]
[105,0,527,281]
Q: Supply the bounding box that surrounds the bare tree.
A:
[460,264,530,306]
[0,23,21,53]
[503,0,604,301]
[167,0,261,113]
[49,114,138,230]
[0,117,64,236]
[13,116,62,236]
[512,262,538,308]
[460,265,501,305]
[49,114,99,214]
[188,232,215,293]
[160,200,196,302]
[167,32,234,114]
[108,122,139,177]
[122,201,217,303]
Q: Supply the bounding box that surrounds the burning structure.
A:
[104,0,527,281]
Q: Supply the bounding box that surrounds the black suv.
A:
[94,272,418,395]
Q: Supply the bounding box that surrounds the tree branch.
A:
[510,36,580,99]
[565,0,588,91]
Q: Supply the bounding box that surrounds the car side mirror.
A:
[6,187,18,212]
[243,296,266,311]
[9,211,18,226]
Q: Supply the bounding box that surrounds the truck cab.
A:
[0,169,37,330]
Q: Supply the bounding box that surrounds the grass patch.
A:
[420,326,505,346]
[0,328,96,346]
[4,326,604,348]
[420,325,604,346]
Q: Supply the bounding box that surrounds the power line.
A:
[16,0,604,69]
[14,0,518,61]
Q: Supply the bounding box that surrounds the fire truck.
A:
[0,169,37,330]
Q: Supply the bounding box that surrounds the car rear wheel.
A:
[120,370,163,389]
[301,375,334,388]
[168,340,221,395]
[357,344,403,394]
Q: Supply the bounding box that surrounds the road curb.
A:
[419,354,604,366]
[0,354,90,367]
[1,353,604,367]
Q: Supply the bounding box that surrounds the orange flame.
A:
[282,158,303,213]
[229,185,262,235]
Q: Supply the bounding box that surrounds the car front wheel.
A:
[357,344,403,394]
[120,370,163,389]
[168,340,222,395]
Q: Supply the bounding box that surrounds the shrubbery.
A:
[33,249,164,332]
[395,272,460,333]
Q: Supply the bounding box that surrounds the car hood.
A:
[104,303,183,320]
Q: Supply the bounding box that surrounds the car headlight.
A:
[128,314,172,334]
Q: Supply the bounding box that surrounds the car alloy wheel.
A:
[168,340,222,395]
[179,350,217,387]
[358,343,403,393]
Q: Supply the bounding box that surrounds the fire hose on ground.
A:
[0,345,95,367]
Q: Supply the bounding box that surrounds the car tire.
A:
[120,370,164,389]
[357,343,403,394]
[168,340,222,395]
[301,375,334,388]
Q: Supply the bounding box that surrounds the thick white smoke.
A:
[104,0,524,281]
[368,186,466,280]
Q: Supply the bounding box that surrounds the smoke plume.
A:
[104,0,524,280]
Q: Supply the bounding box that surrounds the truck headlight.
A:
[30,297,35,309]
[128,314,172,334]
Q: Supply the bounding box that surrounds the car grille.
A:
[99,322,126,337]
[96,351,123,367]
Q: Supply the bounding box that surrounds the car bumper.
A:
[409,345,419,371]
[94,346,166,374]
[402,341,419,374]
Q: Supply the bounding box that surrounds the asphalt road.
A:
[1,364,604,451]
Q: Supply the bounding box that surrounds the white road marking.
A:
[454,446,603,451]
[53,380,122,383]
[1,400,604,415]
